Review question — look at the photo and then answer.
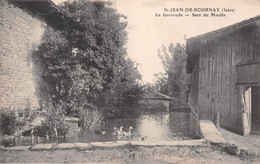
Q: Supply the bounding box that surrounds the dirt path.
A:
[1,145,259,163]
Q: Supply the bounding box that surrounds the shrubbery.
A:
[0,109,25,136]
[77,103,103,130]
[33,112,69,138]
[32,101,103,138]
[0,100,104,139]
[32,102,69,138]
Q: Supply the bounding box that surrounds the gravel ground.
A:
[1,145,259,163]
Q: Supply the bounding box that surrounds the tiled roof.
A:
[143,91,175,100]
[8,0,79,30]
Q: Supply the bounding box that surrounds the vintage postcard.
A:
[0,0,259,163]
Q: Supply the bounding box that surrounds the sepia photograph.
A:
[0,0,259,163]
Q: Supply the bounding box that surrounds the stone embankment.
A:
[1,119,258,161]
[0,139,208,151]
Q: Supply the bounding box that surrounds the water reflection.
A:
[72,112,191,143]
[137,113,171,141]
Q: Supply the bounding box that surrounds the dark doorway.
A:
[252,86,260,134]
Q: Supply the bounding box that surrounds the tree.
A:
[31,28,72,105]
[93,58,143,115]
[31,0,143,116]
[154,72,168,94]
[60,0,129,104]
[155,43,190,106]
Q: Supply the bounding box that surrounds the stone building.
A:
[0,0,74,110]
[142,91,175,112]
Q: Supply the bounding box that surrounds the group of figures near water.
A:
[95,126,147,141]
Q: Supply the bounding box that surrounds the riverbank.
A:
[1,144,258,163]
[0,139,207,151]
[1,121,259,163]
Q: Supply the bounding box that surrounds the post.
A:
[216,111,220,129]
[211,99,214,121]
[31,129,34,145]
[31,134,34,145]
[75,130,78,142]
[14,137,18,146]
[54,127,58,138]
[46,134,49,141]
[36,136,40,143]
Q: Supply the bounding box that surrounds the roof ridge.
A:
[187,15,260,42]
[144,91,175,100]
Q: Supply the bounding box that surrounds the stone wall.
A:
[0,0,45,110]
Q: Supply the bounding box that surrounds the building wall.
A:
[188,52,199,115]
[0,0,45,110]
[252,87,260,131]
[187,19,260,134]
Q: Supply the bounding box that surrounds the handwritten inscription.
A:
[100,149,179,162]
[98,148,215,162]
[101,153,123,162]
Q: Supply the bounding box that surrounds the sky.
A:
[53,0,260,83]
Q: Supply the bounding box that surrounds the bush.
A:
[0,109,25,136]
[33,103,69,138]
[28,110,38,122]
[29,101,102,137]
[0,138,14,147]
[77,103,103,130]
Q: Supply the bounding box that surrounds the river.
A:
[69,111,192,143]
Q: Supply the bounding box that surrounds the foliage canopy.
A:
[154,43,190,106]
[32,0,143,116]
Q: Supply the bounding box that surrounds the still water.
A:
[69,112,191,143]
